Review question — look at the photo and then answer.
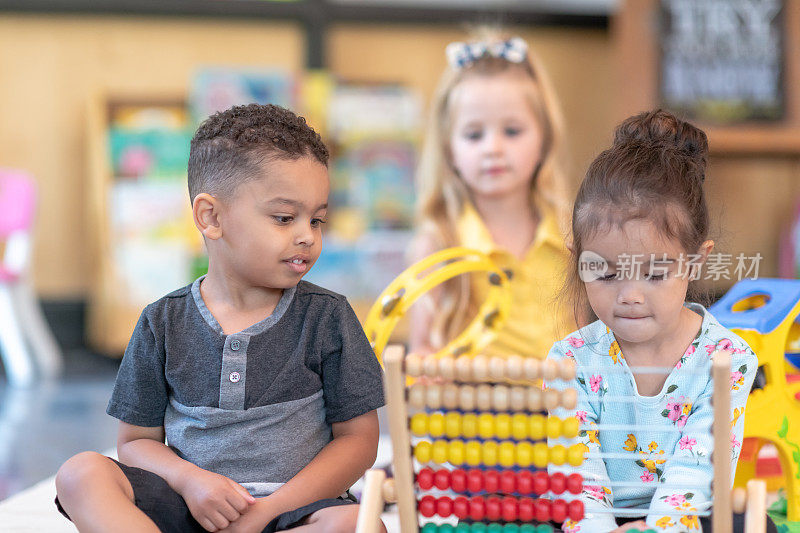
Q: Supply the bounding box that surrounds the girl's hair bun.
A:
[613,109,708,175]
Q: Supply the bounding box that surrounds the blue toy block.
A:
[709,278,800,334]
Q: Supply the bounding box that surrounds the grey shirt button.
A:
[231,339,241,351]
[229,372,241,383]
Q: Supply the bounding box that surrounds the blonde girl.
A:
[409,31,573,360]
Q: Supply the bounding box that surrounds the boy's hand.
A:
[177,468,256,532]
[218,498,280,533]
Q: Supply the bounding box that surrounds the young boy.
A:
[55,104,386,533]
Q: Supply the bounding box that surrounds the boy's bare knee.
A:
[317,505,361,533]
[56,451,127,499]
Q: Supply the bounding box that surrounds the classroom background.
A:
[0,0,797,529]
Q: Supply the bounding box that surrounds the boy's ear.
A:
[697,239,715,262]
[193,193,222,240]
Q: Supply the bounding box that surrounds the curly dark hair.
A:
[187,103,329,202]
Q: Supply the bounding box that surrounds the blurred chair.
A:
[0,169,62,386]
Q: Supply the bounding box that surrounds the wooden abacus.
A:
[355,347,770,533]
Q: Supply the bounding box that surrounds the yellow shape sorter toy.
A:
[710,278,800,521]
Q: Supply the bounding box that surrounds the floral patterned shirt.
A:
[545,304,756,533]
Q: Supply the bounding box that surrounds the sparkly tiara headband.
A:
[445,36,529,70]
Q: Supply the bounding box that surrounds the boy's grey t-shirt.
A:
[107,278,385,497]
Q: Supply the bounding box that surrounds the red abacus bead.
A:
[453,496,470,520]
[484,470,500,493]
[419,495,436,518]
[485,496,502,521]
[436,496,453,518]
[434,469,450,490]
[501,496,518,522]
[534,498,551,522]
[549,472,566,495]
[551,499,568,523]
[532,471,549,495]
[518,497,535,522]
[568,499,585,521]
[467,469,483,493]
[517,471,533,495]
[469,496,485,521]
[451,469,468,493]
[417,468,434,490]
[567,473,584,495]
[500,470,516,494]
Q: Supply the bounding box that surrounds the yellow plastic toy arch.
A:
[364,247,512,367]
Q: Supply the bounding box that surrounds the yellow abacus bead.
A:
[465,440,482,466]
[542,359,559,381]
[543,388,560,411]
[410,413,428,436]
[495,413,511,440]
[478,413,495,439]
[561,388,578,410]
[439,356,456,380]
[516,441,533,467]
[511,413,529,440]
[546,416,562,440]
[492,385,510,411]
[429,413,445,437]
[529,415,546,440]
[462,413,478,438]
[445,412,462,438]
[414,441,432,463]
[482,440,498,466]
[506,355,524,380]
[448,439,465,465]
[509,386,527,411]
[459,385,476,411]
[405,354,423,377]
[562,417,580,438]
[568,443,586,466]
[432,440,449,464]
[408,384,426,408]
[550,444,567,465]
[532,442,549,468]
[442,384,460,410]
[499,441,516,467]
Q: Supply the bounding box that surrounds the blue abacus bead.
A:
[421,523,438,533]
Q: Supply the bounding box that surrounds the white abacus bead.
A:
[442,383,460,409]
[509,386,527,411]
[408,383,426,408]
[471,355,489,382]
[455,356,473,382]
[523,358,541,381]
[492,385,509,411]
[405,354,423,377]
[560,359,577,381]
[542,360,559,382]
[488,356,506,381]
[439,356,456,380]
[560,388,578,410]
[423,356,440,378]
[426,384,443,409]
[476,384,493,411]
[506,355,524,380]
[527,388,543,411]
[543,388,560,411]
[459,385,476,411]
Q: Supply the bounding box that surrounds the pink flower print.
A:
[562,520,580,533]
[706,338,733,355]
[590,375,603,393]
[685,345,696,356]
[565,349,575,358]
[731,434,741,449]
[666,401,682,422]
[640,470,654,482]
[730,371,743,387]
[575,411,588,423]
[679,436,696,451]
[677,415,689,428]
[664,493,687,507]
[567,336,585,348]
[584,485,605,501]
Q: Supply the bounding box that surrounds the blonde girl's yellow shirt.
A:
[456,201,573,360]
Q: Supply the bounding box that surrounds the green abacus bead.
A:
[470,524,488,533]
[641,530,658,533]
[487,524,503,533]
[519,526,537,533]
[439,525,455,533]
[455,524,472,533]
[421,523,438,533]
[535,525,554,533]
[502,524,520,533]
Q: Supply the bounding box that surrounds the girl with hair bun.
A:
[544,110,768,532]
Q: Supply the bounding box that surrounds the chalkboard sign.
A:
[659,0,785,125]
